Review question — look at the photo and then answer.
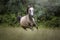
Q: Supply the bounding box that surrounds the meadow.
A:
[0,25,60,40]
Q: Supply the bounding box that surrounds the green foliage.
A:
[0,0,60,28]
[34,2,60,28]
[0,0,28,26]
[44,17,60,27]
[0,13,16,25]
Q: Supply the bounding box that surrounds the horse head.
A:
[28,5,34,17]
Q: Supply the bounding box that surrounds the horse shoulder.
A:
[20,15,29,26]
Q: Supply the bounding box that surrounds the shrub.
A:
[45,17,60,27]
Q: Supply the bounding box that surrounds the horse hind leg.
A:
[29,26,38,31]
[22,26,27,31]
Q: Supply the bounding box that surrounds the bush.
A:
[45,17,60,27]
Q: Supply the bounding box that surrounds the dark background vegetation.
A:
[0,0,60,28]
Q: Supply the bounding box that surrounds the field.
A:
[0,26,60,40]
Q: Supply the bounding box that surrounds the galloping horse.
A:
[20,5,38,30]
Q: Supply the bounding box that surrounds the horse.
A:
[20,5,38,30]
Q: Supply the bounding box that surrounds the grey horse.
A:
[20,5,38,30]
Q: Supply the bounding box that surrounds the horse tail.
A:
[17,16,21,22]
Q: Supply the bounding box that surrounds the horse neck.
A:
[28,14,33,21]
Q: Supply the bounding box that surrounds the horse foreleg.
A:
[36,26,38,29]
[29,26,34,31]
[35,24,38,29]
[33,22,38,30]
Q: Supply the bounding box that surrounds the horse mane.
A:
[26,7,29,14]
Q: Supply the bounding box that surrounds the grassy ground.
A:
[0,26,60,40]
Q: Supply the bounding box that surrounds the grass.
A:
[0,25,60,40]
